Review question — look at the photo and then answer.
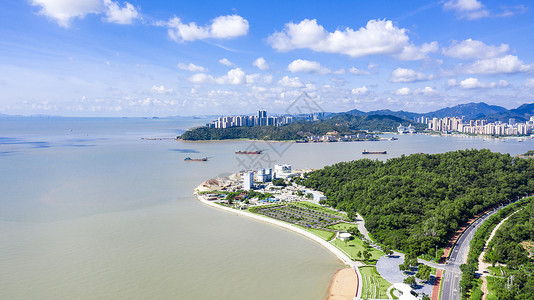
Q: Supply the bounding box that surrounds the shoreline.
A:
[194,189,361,299]
[195,191,353,265]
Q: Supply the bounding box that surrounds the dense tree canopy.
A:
[299,149,534,254]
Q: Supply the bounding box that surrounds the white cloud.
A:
[31,0,139,27]
[277,76,304,88]
[396,42,439,61]
[458,77,508,89]
[415,86,436,95]
[464,55,532,74]
[167,14,248,42]
[268,19,430,60]
[287,59,326,73]
[103,0,139,24]
[447,79,458,87]
[390,68,432,83]
[219,58,235,67]
[524,78,534,89]
[395,87,411,95]
[188,68,249,85]
[177,62,208,72]
[222,68,246,85]
[151,85,173,94]
[348,67,371,75]
[443,39,509,59]
[352,86,369,95]
[253,57,269,70]
[31,0,102,27]
[189,73,213,84]
[443,0,489,20]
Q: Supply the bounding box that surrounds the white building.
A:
[243,171,254,190]
[309,190,327,203]
[274,164,294,179]
[256,168,272,182]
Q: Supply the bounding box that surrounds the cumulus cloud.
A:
[219,58,235,67]
[253,57,269,70]
[268,19,433,60]
[188,68,265,85]
[287,59,329,74]
[464,55,532,74]
[414,86,436,95]
[277,76,304,88]
[177,62,208,72]
[396,42,439,61]
[352,86,369,95]
[443,39,509,59]
[395,87,411,95]
[457,77,509,89]
[443,0,489,20]
[390,68,432,83]
[103,0,139,24]
[31,0,139,27]
[167,14,249,42]
[31,0,102,27]
[151,85,173,94]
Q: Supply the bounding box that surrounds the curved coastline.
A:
[195,191,353,265]
[195,189,362,299]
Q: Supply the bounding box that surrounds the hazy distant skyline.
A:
[1,0,534,116]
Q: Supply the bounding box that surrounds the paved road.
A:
[440,205,506,300]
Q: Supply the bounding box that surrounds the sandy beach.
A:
[327,268,358,300]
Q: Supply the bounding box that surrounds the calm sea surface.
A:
[1,117,533,299]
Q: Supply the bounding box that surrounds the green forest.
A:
[297,149,534,255]
[178,114,423,141]
[483,202,534,299]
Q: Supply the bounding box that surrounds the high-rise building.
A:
[243,172,254,190]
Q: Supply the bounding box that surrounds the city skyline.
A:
[1,0,534,116]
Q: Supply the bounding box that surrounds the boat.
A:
[390,137,398,140]
[362,150,387,154]
[235,150,262,154]
[184,157,208,161]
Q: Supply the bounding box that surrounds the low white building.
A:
[339,232,351,241]
[309,190,326,203]
[274,163,295,179]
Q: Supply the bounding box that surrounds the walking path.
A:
[478,209,521,300]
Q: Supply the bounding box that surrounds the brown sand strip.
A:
[327,268,358,300]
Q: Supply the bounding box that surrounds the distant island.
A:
[178,113,423,141]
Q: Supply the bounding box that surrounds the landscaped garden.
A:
[253,202,345,228]
[360,266,391,299]
[331,235,384,264]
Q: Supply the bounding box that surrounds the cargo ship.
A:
[184,157,208,161]
[235,150,262,154]
[362,150,387,154]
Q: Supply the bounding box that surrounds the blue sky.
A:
[1,0,534,116]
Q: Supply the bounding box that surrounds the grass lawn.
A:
[296,226,335,241]
[327,222,358,232]
[331,235,384,264]
[359,266,391,299]
[290,201,347,218]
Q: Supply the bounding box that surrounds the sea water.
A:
[1,117,532,299]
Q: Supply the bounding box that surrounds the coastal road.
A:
[439,205,504,300]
